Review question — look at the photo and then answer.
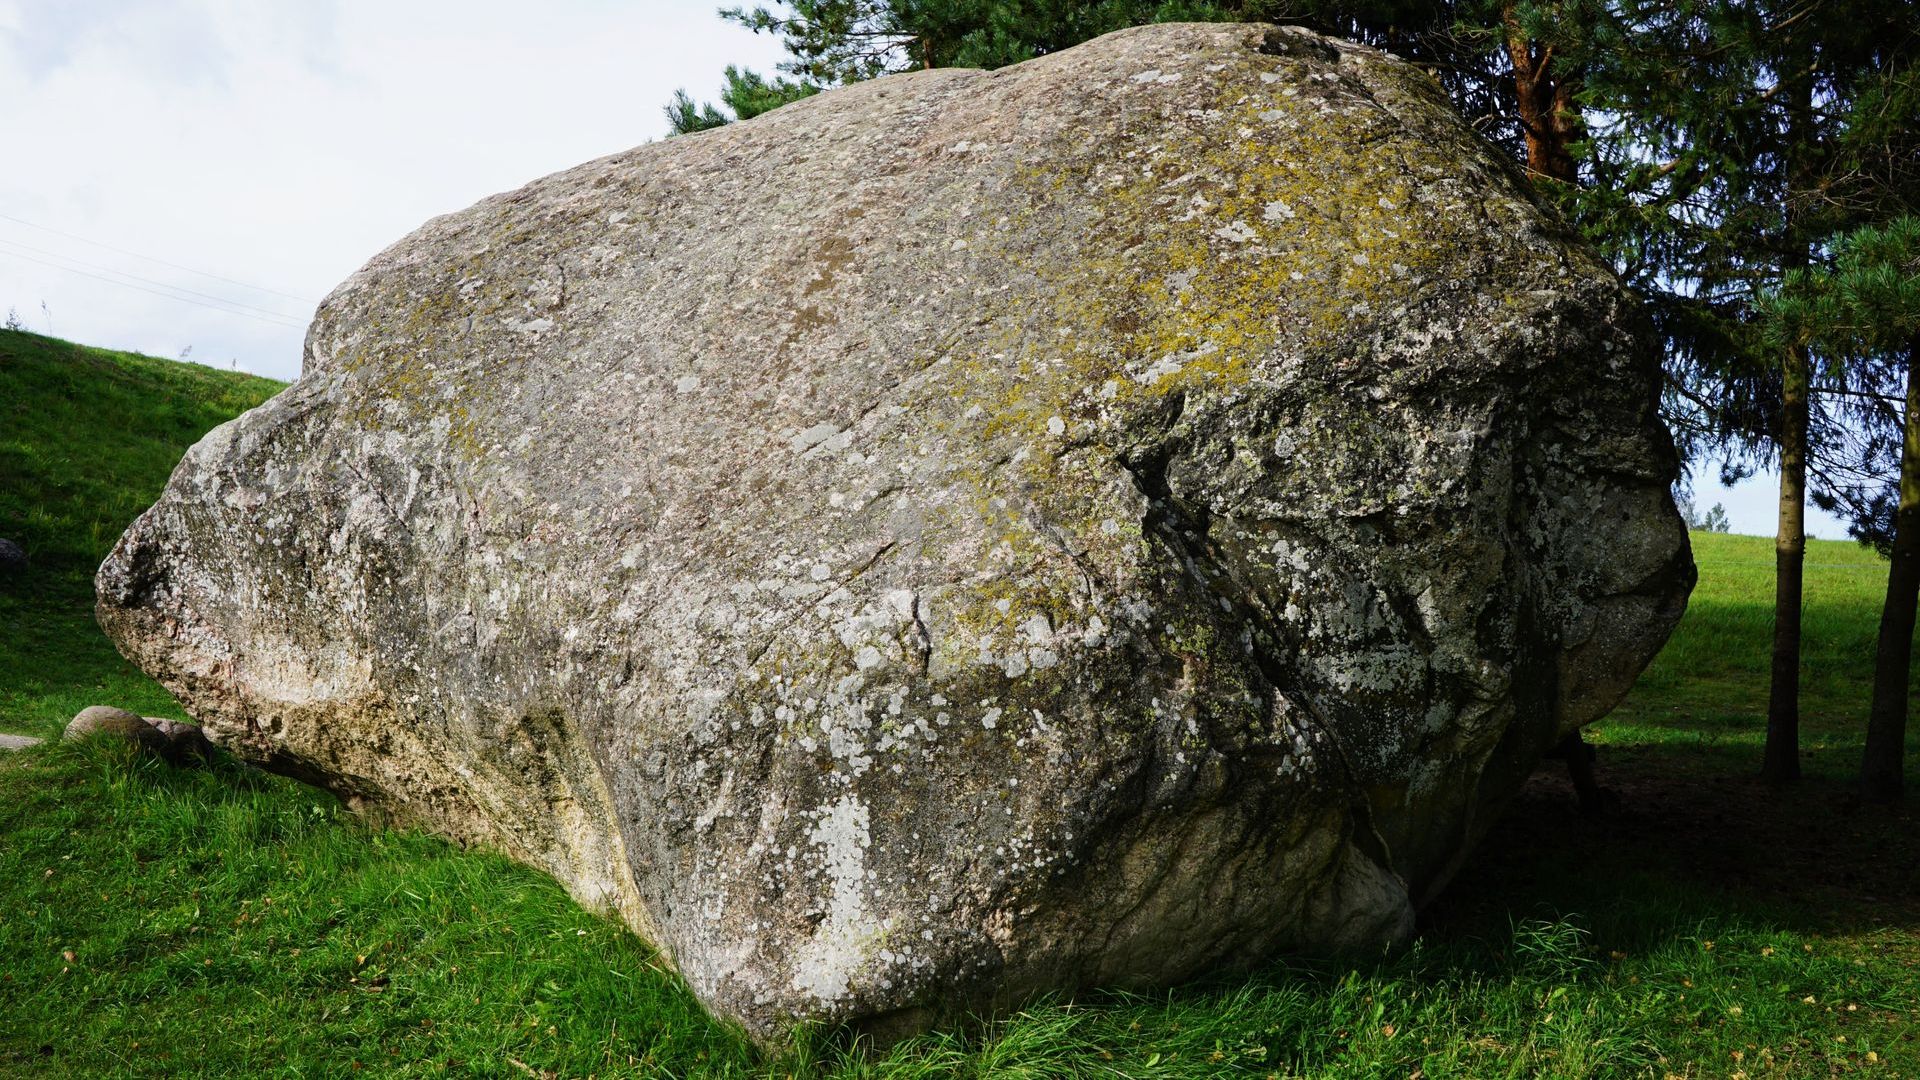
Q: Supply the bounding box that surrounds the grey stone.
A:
[0,538,25,572]
[63,705,166,753]
[0,733,42,751]
[96,23,1693,1042]
[146,717,215,764]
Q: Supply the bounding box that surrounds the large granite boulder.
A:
[99,23,1693,1041]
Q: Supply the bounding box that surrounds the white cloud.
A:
[0,0,789,379]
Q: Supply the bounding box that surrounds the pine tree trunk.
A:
[1502,4,1582,185]
[1762,49,1816,788]
[1763,344,1809,784]
[1862,342,1920,802]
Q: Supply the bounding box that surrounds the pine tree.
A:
[664,2,1522,136]
[1766,219,1920,802]
[1837,222,1920,803]
[1567,0,1917,785]
[666,65,820,135]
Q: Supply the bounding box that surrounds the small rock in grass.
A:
[63,705,167,754]
[0,733,43,751]
[0,538,25,572]
[146,717,214,764]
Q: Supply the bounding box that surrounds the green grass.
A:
[0,328,284,737]
[1608,530,1903,756]
[1,327,1916,1077]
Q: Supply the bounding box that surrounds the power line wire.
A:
[0,235,307,323]
[0,247,308,330]
[0,210,315,304]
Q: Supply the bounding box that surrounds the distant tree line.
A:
[669,0,1920,801]
[1676,497,1731,534]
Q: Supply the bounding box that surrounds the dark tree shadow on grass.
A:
[1431,745,1920,945]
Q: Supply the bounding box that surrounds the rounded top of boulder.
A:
[318,23,1585,397]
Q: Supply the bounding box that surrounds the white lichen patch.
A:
[1213,220,1259,244]
[790,795,888,1003]
[1263,199,1297,223]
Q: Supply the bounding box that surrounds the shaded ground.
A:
[1490,749,1920,936]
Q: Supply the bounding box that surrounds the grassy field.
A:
[1,327,1915,1077]
[0,329,283,734]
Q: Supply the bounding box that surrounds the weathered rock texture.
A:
[65,705,167,753]
[99,23,1693,1041]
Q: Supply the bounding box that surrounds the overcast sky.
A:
[0,0,1853,540]
[0,0,785,375]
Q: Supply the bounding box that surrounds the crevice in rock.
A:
[1113,405,1404,890]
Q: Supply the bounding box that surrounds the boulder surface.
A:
[99,23,1693,1041]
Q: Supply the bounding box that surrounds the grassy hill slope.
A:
[1611,529,1907,750]
[0,330,1914,1076]
[0,328,284,735]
